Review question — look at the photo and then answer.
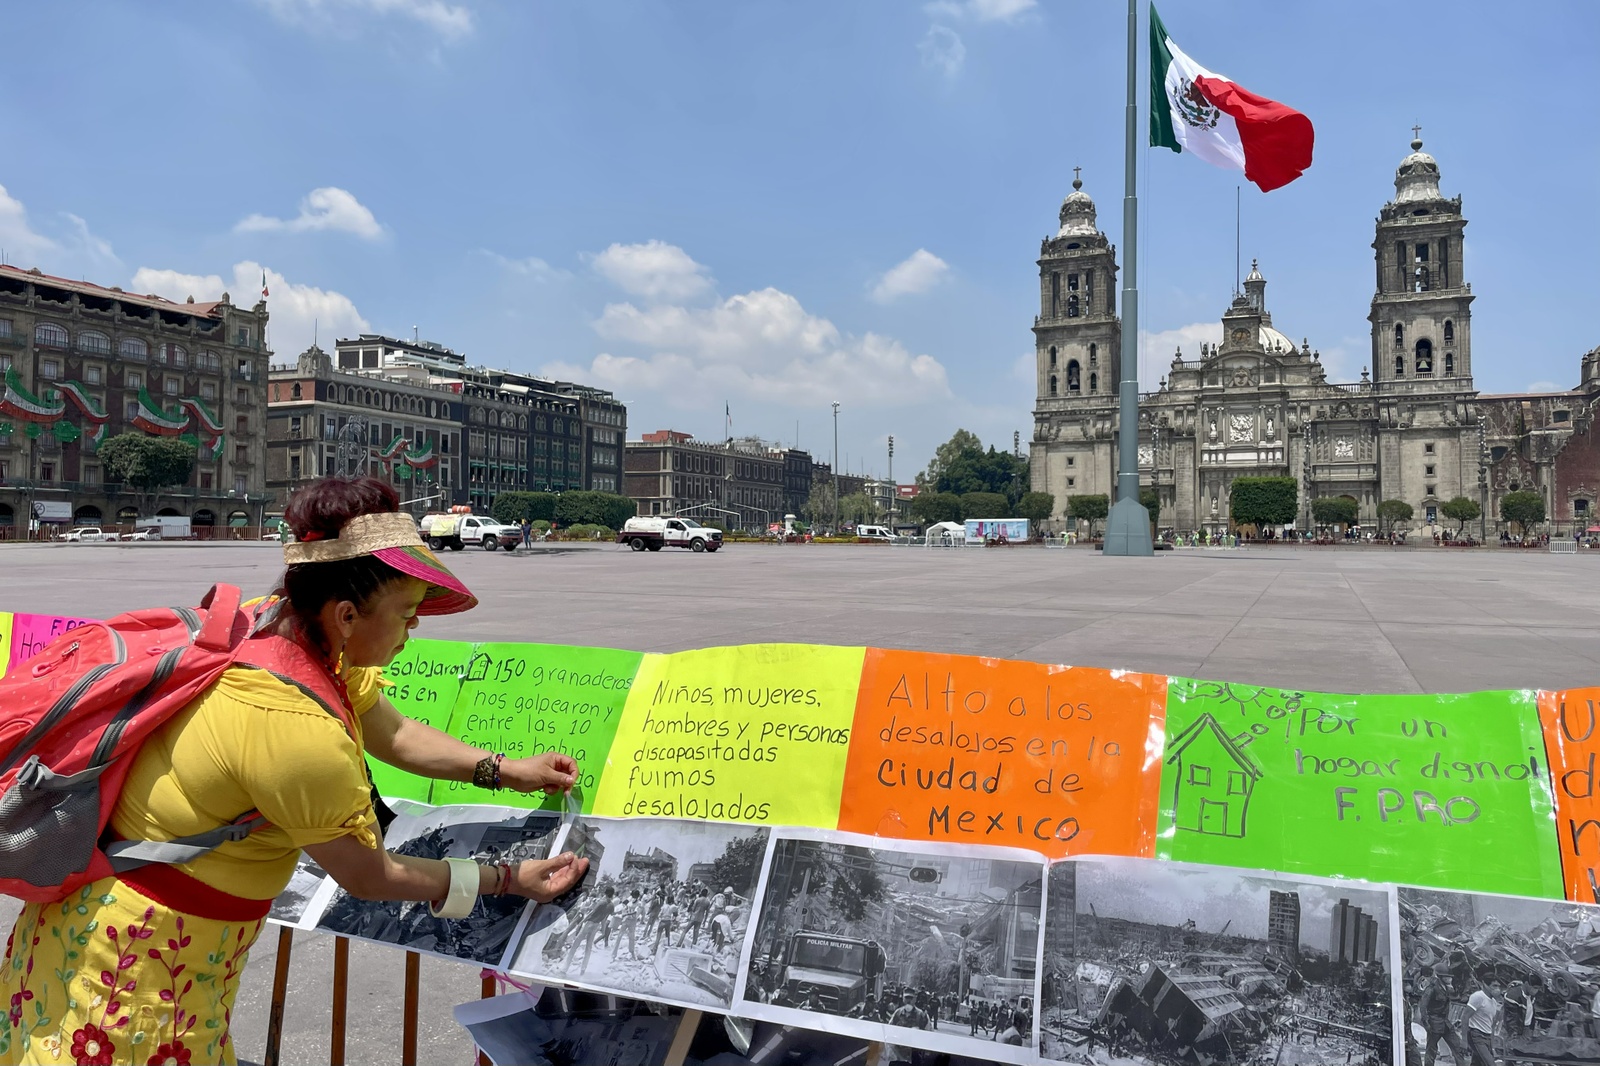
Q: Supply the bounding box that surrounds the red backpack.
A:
[0,584,354,902]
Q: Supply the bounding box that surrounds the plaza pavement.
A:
[3,539,1600,1062]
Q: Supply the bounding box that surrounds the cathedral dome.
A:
[1058,175,1098,238]
[1395,136,1442,203]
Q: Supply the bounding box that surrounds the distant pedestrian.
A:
[522,518,532,548]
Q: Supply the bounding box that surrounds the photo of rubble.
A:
[1041,857,1395,1065]
[268,854,328,928]
[736,829,1045,1065]
[305,802,562,965]
[503,816,771,1012]
[1399,886,1600,1065]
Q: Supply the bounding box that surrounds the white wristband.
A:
[429,857,479,919]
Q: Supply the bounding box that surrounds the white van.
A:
[855,525,893,541]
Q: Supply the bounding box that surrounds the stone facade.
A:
[1030,139,1600,535]
[0,265,269,537]
[623,430,803,530]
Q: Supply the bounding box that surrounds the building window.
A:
[78,331,110,354]
[290,416,302,436]
[1577,499,1591,515]
[200,382,216,400]
[1443,320,1454,343]
[1426,505,1437,523]
[1425,465,1435,477]
[1444,352,1454,375]
[39,358,62,380]
[1067,294,1080,318]
[84,365,103,385]
[1426,484,1436,497]
[1393,324,1404,350]
[124,399,140,420]
[234,476,246,494]
[35,322,68,348]
[1424,442,1434,454]
[164,378,181,396]
[235,415,248,435]
[127,370,144,390]
[234,445,249,465]
[82,465,100,485]
[1049,346,1056,369]
[1089,342,1097,365]
[40,462,55,481]
[236,387,249,404]
[118,337,147,360]
[1415,339,1433,374]
[1048,375,1057,396]
[1089,373,1097,394]
[1394,354,1405,378]
[1067,360,1081,394]
[0,318,11,338]
[236,327,251,347]
[170,345,189,369]
[1066,477,1075,487]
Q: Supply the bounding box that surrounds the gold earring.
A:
[333,648,345,675]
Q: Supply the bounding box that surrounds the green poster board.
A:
[1157,679,1563,898]
[368,638,475,802]
[434,642,641,811]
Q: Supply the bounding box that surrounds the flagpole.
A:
[1103,0,1153,556]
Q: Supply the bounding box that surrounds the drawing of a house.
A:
[1165,713,1263,838]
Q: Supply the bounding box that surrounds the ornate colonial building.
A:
[1031,139,1600,535]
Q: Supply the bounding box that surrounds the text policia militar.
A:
[613,679,851,821]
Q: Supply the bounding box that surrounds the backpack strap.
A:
[194,584,244,651]
[105,811,269,873]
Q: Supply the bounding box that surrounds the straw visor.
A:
[283,512,478,615]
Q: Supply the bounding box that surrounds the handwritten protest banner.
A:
[9,612,97,672]
[367,638,476,802]
[1158,679,1563,897]
[592,644,865,826]
[0,612,12,679]
[437,642,641,811]
[1537,687,1600,902]
[839,650,1165,858]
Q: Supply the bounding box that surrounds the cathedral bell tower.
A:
[1031,172,1122,516]
[1369,135,1473,388]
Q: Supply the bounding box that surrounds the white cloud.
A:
[919,25,966,78]
[1139,321,1221,369]
[0,185,119,270]
[1526,380,1564,393]
[545,286,950,410]
[0,184,58,261]
[478,249,569,280]
[588,240,714,302]
[870,249,950,303]
[130,261,369,360]
[235,187,385,240]
[257,0,473,40]
[924,0,1037,22]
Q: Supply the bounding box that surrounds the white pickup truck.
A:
[618,516,723,553]
[419,512,520,552]
[62,526,119,543]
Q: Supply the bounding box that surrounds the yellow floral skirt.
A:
[1,878,264,1066]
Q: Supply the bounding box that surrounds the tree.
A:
[837,492,876,525]
[1376,499,1414,534]
[1229,476,1298,529]
[910,491,962,525]
[960,491,1010,519]
[1501,490,1546,537]
[917,429,983,489]
[1014,491,1055,523]
[97,433,198,514]
[1140,488,1160,536]
[1440,495,1481,533]
[803,483,836,527]
[491,491,557,525]
[1068,494,1109,537]
[1312,496,1359,529]
[554,491,636,531]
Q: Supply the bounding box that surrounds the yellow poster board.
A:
[592,644,865,826]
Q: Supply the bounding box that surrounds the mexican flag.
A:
[1149,4,1314,193]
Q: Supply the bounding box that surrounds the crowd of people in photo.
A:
[547,873,750,978]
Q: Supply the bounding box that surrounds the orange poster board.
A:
[838,649,1166,859]
[1538,687,1600,902]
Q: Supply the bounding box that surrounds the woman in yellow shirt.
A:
[0,477,587,1066]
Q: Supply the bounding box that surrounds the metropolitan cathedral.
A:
[1029,138,1600,535]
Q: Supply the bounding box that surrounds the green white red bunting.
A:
[1149,3,1313,192]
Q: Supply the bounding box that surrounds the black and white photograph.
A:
[268,853,328,928]
[504,816,771,1012]
[734,828,1046,1066]
[1399,885,1600,1066]
[1040,857,1396,1065]
[303,801,562,966]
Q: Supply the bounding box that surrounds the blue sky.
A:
[3,1,1595,481]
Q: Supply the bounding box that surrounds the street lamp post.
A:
[1478,418,1488,544]
[831,402,840,534]
[887,435,894,523]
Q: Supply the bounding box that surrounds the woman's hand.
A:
[510,853,589,902]
[500,752,579,795]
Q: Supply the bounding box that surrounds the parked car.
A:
[617,516,723,553]
[123,527,161,541]
[419,511,517,551]
[62,526,118,543]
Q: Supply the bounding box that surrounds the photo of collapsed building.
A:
[311,803,562,964]
[738,832,1044,1060]
[268,854,328,927]
[504,816,771,1011]
[1399,886,1600,1065]
[1041,857,1394,1065]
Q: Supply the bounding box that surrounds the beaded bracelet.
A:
[472,752,506,790]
